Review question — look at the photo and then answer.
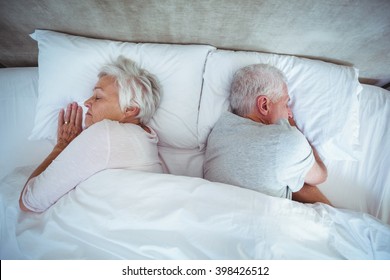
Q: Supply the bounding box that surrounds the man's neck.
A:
[244,113,269,125]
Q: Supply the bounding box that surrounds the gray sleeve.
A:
[277,128,315,192]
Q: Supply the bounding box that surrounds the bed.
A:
[0,29,389,260]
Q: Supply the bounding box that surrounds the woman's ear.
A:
[120,106,140,123]
[125,106,140,117]
[256,95,269,116]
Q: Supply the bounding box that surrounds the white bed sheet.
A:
[319,85,390,224]
[0,68,53,180]
[1,167,389,260]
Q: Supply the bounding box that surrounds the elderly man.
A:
[204,64,330,205]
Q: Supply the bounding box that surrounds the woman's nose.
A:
[84,97,92,108]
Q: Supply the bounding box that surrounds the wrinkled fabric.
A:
[1,168,389,260]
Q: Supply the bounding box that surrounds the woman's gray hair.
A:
[98,56,161,124]
[229,64,287,117]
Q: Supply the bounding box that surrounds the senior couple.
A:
[20,56,329,213]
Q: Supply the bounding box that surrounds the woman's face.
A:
[84,76,124,128]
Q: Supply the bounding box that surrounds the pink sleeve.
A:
[21,121,110,212]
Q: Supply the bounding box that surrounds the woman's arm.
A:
[19,102,83,212]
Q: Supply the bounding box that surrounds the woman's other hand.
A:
[57,102,83,151]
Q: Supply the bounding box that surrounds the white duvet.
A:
[1,167,389,260]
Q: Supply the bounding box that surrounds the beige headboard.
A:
[1,0,389,86]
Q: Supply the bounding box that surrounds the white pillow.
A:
[30,30,215,149]
[198,50,362,160]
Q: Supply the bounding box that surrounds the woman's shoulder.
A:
[86,120,157,139]
[82,119,111,135]
[87,119,134,132]
[102,120,157,138]
[71,120,110,147]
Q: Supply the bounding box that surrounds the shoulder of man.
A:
[276,119,310,149]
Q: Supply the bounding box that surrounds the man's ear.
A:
[256,95,269,116]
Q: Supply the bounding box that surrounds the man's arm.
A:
[304,146,328,186]
[292,183,332,205]
[289,117,328,185]
[288,117,330,205]
[292,147,330,205]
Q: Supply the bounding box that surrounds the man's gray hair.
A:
[98,56,161,124]
[229,64,287,117]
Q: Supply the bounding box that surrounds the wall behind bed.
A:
[0,0,389,86]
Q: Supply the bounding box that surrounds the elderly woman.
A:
[19,56,163,212]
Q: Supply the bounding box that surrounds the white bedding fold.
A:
[1,168,389,259]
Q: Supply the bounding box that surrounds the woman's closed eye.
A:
[93,93,103,101]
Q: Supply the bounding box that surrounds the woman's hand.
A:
[20,102,83,211]
[56,102,83,151]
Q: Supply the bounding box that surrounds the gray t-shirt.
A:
[204,112,315,199]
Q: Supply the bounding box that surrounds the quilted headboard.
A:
[0,0,389,86]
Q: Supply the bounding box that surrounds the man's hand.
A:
[292,183,332,206]
[288,117,296,127]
